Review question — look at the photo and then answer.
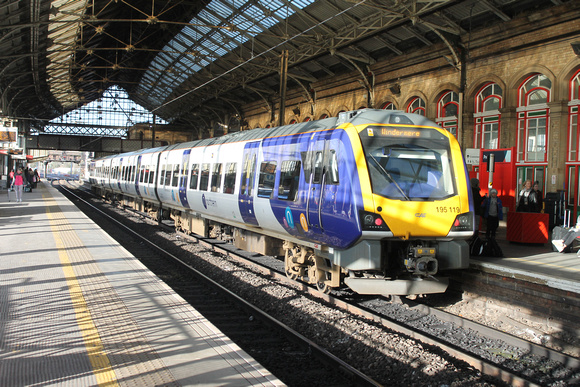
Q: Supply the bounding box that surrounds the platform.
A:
[0,181,282,386]
[471,220,580,295]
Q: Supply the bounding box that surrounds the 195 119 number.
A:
[436,206,460,213]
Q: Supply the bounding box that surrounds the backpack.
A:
[469,235,484,256]
[482,238,504,257]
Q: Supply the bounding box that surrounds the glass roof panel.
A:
[137,0,316,102]
[47,86,168,133]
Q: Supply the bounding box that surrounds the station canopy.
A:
[0,0,570,136]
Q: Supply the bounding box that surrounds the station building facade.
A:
[241,3,580,216]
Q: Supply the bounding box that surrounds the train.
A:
[88,109,473,296]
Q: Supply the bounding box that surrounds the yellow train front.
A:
[284,110,473,295]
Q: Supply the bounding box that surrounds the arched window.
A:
[289,119,297,124]
[319,113,329,119]
[303,117,311,122]
[381,102,396,110]
[406,97,425,116]
[436,91,459,137]
[566,69,580,210]
[568,70,580,162]
[517,74,551,163]
[474,83,503,149]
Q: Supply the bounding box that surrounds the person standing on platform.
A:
[471,178,483,236]
[533,181,543,212]
[482,188,503,239]
[8,168,14,189]
[12,168,25,203]
[33,169,40,188]
[516,179,539,212]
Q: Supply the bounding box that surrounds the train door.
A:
[303,135,327,232]
[178,149,191,208]
[116,158,123,191]
[135,155,142,196]
[239,141,260,226]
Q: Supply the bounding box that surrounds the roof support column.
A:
[279,50,289,127]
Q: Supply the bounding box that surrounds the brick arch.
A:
[354,99,368,110]
[378,100,398,110]
[506,65,556,107]
[431,83,460,105]
[317,109,332,120]
[466,75,507,115]
[557,61,580,101]
[402,91,428,116]
[334,105,351,116]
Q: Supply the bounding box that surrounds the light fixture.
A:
[572,42,580,57]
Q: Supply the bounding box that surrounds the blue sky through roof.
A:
[49,86,168,128]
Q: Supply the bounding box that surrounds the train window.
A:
[131,165,136,182]
[211,163,223,192]
[278,160,301,201]
[199,163,210,191]
[240,155,249,195]
[159,167,165,185]
[181,163,188,187]
[258,161,277,198]
[164,168,172,186]
[313,151,323,183]
[363,135,455,200]
[172,164,180,186]
[139,166,145,183]
[223,163,236,194]
[301,150,337,184]
[328,150,339,184]
[149,169,155,184]
[190,164,199,189]
[241,154,257,196]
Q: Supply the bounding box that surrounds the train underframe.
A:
[93,188,462,296]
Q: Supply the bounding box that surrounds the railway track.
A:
[58,180,579,386]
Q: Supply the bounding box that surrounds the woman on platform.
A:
[516,179,539,213]
[12,168,25,203]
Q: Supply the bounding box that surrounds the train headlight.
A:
[450,212,473,232]
[360,210,390,231]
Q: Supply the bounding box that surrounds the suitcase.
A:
[24,183,32,192]
[551,226,573,253]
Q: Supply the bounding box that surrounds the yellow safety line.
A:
[507,256,580,272]
[45,200,119,387]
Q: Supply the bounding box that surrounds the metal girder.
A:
[157,0,457,113]
[43,123,128,137]
[26,134,165,153]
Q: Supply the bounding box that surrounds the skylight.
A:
[46,86,167,135]
[138,0,316,105]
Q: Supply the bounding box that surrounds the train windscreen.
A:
[360,126,457,201]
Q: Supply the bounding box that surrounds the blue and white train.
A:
[89,109,473,295]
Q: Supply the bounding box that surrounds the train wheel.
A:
[285,266,300,280]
